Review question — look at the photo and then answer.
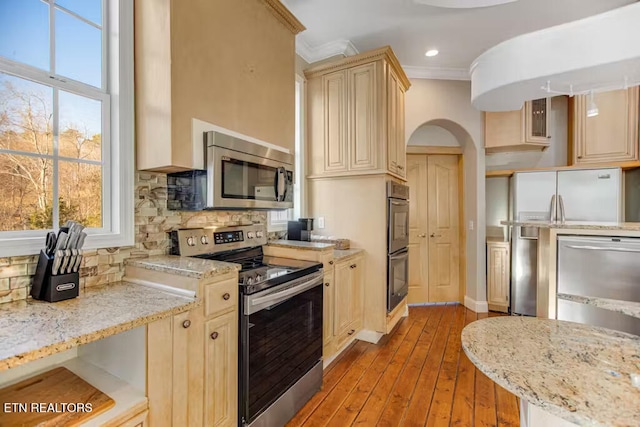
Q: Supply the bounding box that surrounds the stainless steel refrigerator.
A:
[510,168,622,316]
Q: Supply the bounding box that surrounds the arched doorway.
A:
[406,119,477,305]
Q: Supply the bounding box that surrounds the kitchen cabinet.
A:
[333,255,364,350]
[485,98,551,153]
[146,273,238,427]
[116,410,149,427]
[571,87,639,165]
[135,0,304,172]
[306,46,411,180]
[323,272,335,351]
[487,241,510,313]
[204,311,237,427]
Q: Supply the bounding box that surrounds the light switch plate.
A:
[318,217,325,229]
[469,220,474,231]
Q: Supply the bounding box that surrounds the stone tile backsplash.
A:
[0,171,269,304]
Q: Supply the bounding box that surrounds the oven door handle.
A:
[246,272,323,315]
[390,251,409,261]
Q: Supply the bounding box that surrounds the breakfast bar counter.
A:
[461,316,640,427]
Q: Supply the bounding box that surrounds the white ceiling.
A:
[283,0,635,78]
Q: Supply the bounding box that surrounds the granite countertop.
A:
[0,281,199,371]
[558,293,640,320]
[333,248,364,262]
[501,220,640,231]
[126,255,240,279]
[461,316,640,427]
[267,240,335,251]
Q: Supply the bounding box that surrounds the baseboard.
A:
[356,329,384,344]
[464,295,489,313]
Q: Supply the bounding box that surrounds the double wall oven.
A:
[387,181,410,312]
[172,225,323,427]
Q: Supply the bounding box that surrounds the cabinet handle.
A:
[350,264,357,269]
[210,332,219,340]
[182,320,191,329]
[577,156,583,159]
[223,293,231,301]
[348,329,355,335]
[398,165,404,170]
[329,261,334,265]
[325,282,330,287]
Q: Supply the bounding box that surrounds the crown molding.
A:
[260,0,306,34]
[296,38,359,64]
[403,65,470,81]
[304,45,411,90]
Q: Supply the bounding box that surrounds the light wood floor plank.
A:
[288,304,519,427]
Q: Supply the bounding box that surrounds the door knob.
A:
[430,233,442,238]
[418,234,427,238]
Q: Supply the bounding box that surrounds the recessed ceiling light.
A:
[425,49,439,57]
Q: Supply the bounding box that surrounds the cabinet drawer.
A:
[204,278,238,317]
[116,410,149,427]
[335,324,358,350]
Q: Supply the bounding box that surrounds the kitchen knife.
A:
[73,253,83,273]
[45,232,57,257]
[54,232,68,254]
[60,249,73,274]
[52,250,64,275]
[66,249,78,274]
[76,232,87,249]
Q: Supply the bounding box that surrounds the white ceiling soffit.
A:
[471,2,640,111]
[403,66,470,81]
[413,0,519,8]
[296,38,359,64]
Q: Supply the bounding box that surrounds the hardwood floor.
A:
[287,304,520,427]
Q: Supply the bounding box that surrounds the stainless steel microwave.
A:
[167,132,294,210]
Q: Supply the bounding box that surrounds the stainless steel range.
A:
[171,224,324,427]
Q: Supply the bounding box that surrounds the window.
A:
[0,0,133,256]
[268,75,306,232]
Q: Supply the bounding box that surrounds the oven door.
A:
[388,249,409,311]
[388,198,409,254]
[207,145,293,210]
[240,272,323,425]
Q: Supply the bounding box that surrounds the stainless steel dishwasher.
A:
[557,235,640,335]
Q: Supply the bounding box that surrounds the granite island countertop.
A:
[461,316,640,427]
[501,220,640,231]
[558,293,640,320]
[0,281,199,371]
[126,255,240,279]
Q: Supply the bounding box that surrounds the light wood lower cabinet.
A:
[204,312,237,427]
[147,274,238,427]
[323,273,334,351]
[487,242,510,313]
[117,410,149,427]
[332,255,364,351]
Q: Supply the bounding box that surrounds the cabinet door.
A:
[323,273,334,356]
[349,256,364,330]
[349,63,378,171]
[573,88,639,165]
[204,311,238,427]
[172,312,191,427]
[525,98,551,143]
[395,85,406,178]
[487,244,509,313]
[333,261,352,337]
[387,69,399,174]
[322,70,349,173]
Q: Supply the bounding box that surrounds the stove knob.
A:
[187,236,196,246]
[200,235,209,245]
[247,232,255,239]
[256,231,264,238]
[246,276,254,285]
[255,274,263,282]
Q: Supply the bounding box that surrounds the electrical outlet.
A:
[318,217,325,229]
[469,220,474,231]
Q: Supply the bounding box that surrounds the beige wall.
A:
[408,125,460,147]
[405,79,487,304]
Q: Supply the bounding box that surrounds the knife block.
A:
[31,250,80,302]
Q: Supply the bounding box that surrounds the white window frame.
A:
[0,0,134,257]
[267,74,306,232]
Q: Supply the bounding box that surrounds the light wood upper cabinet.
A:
[571,87,639,165]
[485,98,551,153]
[306,46,410,180]
[135,0,303,172]
[487,241,510,313]
[204,311,238,427]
